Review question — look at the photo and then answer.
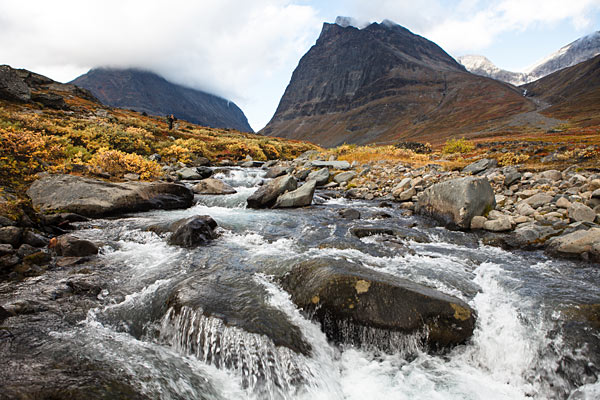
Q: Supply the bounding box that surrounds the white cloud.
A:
[348,0,600,55]
[0,0,322,130]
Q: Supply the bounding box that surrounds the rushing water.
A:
[34,167,600,399]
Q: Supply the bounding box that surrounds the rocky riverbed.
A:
[1,153,600,399]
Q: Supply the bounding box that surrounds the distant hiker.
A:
[166,114,176,130]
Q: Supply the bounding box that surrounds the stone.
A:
[523,193,553,209]
[0,226,23,247]
[338,208,361,219]
[0,216,16,227]
[27,174,193,218]
[281,258,476,351]
[53,235,98,257]
[192,178,236,195]
[592,188,600,199]
[247,175,297,209]
[391,177,412,192]
[516,202,535,216]
[506,223,561,248]
[23,231,49,248]
[0,65,31,102]
[16,244,37,258]
[273,180,316,208]
[333,171,357,184]
[191,156,210,167]
[0,243,13,256]
[568,202,597,223]
[503,167,522,186]
[540,170,562,181]
[177,167,212,180]
[307,168,330,186]
[123,173,140,181]
[462,158,497,175]
[416,177,495,229]
[310,160,351,170]
[470,216,487,230]
[168,216,218,248]
[264,166,288,179]
[0,254,20,270]
[483,216,514,232]
[557,197,572,209]
[395,187,416,202]
[547,228,600,261]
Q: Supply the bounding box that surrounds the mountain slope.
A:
[261,20,534,147]
[523,54,600,125]
[458,31,600,85]
[71,68,253,132]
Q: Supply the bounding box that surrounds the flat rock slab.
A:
[192,178,236,195]
[281,258,476,351]
[310,160,351,170]
[27,174,193,218]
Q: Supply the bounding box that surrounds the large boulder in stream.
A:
[192,178,236,195]
[416,176,495,229]
[273,180,316,208]
[281,258,476,351]
[167,216,219,248]
[27,174,194,218]
[247,174,297,209]
[165,269,311,356]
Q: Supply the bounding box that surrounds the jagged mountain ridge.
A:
[71,68,253,132]
[261,19,534,147]
[458,30,600,86]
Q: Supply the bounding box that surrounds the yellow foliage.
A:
[329,144,430,165]
[497,152,530,166]
[442,138,475,154]
[88,149,161,180]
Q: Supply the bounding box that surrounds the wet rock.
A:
[27,174,194,217]
[416,177,495,229]
[0,305,12,322]
[547,228,600,261]
[53,235,99,257]
[333,171,357,184]
[307,167,330,186]
[192,178,236,195]
[370,211,392,219]
[462,158,497,175]
[167,216,218,248]
[523,193,553,209]
[274,180,316,208]
[0,254,20,271]
[23,250,52,265]
[262,160,279,169]
[247,175,297,209]
[23,230,49,247]
[56,256,88,268]
[568,202,596,223]
[281,258,476,351]
[0,226,23,247]
[67,278,103,296]
[310,160,351,170]
[338,208,361,219]
[264,166,288,179]
[505,224,560,248]
[350,227,396,238]
[16,243,37,258]
[167,269,311,356]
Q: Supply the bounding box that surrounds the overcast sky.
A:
[1,0,599,131]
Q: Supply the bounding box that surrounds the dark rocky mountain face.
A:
[71,68,253,132]
[261,21,534,147]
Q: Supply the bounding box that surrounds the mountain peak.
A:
[71,68,252,132]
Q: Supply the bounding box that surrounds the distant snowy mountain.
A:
[457,55,527,86]
[525,31,600,81]
[458,30,600,86]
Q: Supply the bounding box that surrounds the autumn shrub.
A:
[497,152,530,166]
[442,138,475,154]
[331,145,430,165]
[87,149,161,180]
